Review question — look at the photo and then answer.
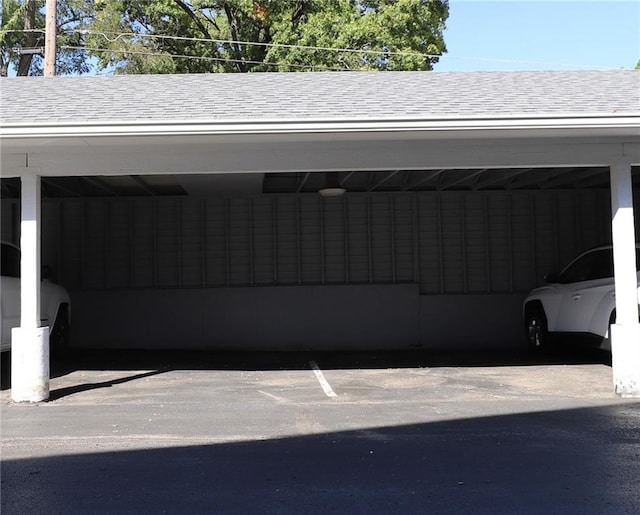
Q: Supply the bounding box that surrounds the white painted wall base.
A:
[10,327,50,403]
[610,323,640,398]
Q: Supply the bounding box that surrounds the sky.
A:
[434,0,640,71]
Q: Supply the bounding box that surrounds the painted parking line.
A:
[309,360,338,398]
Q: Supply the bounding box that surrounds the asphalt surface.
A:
[1,348,639,514]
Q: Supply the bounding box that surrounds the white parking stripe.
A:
[309,361,338,398]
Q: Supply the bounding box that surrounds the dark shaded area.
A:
[3,168,640,199]
[1,176,187,199]
[2,404,639,514]
[1,347,611,393]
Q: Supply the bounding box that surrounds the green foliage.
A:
[91,0,448,74]
[1,0,40,76]
[1,0,93,76]
[1,0,449,75]
[266,0,449,71]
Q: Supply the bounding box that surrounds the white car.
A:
[524,245,640,350]
[0,242,71,353]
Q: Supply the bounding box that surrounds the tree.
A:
[1,0,449,75]
[1,0,94,76]
[1,0,38,76]
[86,0,449,74]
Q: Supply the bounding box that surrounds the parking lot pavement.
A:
[2,349,640,514]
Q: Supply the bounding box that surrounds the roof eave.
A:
[1,113,638,139]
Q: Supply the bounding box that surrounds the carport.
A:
[1,70,639,401]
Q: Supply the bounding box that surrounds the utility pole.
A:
[44,0,57,76]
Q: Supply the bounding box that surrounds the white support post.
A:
[11,173,50,403]
[609,162,640,398]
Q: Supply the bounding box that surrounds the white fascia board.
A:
[1,113,639,139]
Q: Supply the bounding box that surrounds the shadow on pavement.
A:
[1,346,611,392]
[2,403,638,514]
[47,369,170,401]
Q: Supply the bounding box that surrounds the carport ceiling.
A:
[263,166,640,195]
[2,166,639,199]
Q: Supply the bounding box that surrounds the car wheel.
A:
[51,305,70,356]
[526,309,548,349]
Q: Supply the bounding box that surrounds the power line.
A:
[60,46,353,72]
[7,28,621,70]
[68,29,443,60]
[8,27,432,61]
[2,29,46,33]
[63,29,624,69]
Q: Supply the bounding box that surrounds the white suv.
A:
[0,242,71,353]
[523,245,640,350]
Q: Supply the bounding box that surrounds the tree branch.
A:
[172,0,212,40]
[222,2,245,72]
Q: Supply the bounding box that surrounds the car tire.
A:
[51,305,70,357]
[525,308,548,350]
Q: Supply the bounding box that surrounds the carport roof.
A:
[1,70,639,189]
[1,70,639,126]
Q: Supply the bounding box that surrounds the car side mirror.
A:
[544,272,560,284]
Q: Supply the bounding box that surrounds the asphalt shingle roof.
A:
[1,70,639,125]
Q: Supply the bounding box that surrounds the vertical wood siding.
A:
[15,190,614,295]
